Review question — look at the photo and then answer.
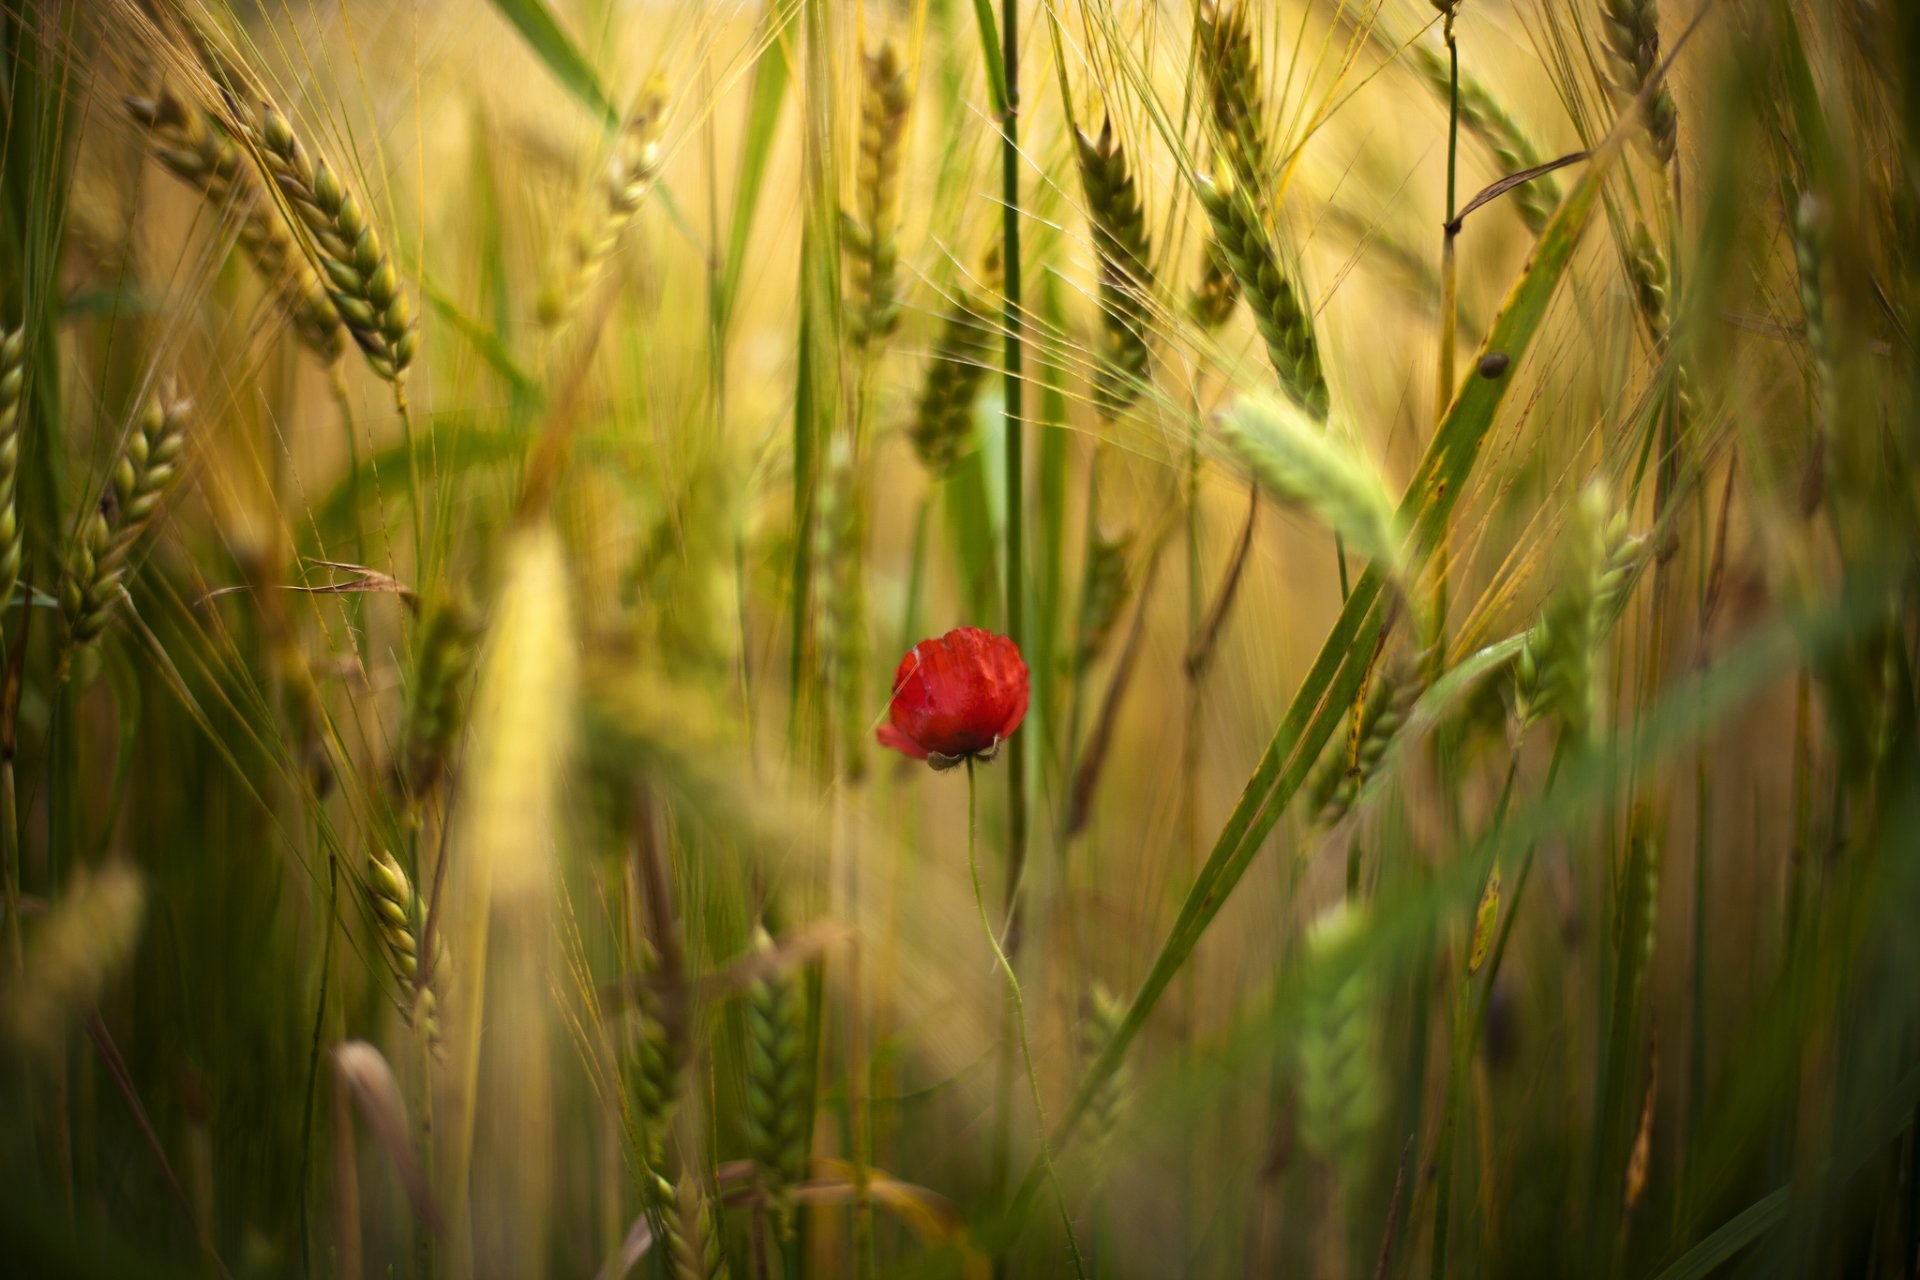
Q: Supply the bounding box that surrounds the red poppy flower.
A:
[876,626,1029,770]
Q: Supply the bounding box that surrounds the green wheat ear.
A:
[1218,393,1403,581]
[744,925,810,1238]
[844,41,911,345]
[251,103,416,382]
[365,848,448,1057]
[1297,902,1383,1194]
[128,85,344,363]
[909,248,1001,474]
[1513,484,1642,744]
[1196,173,1328,422]
[0,325,24,613]
[1600,0,1678,166]
[1073,116,1155,420]
[60,386,192,675]
[539,79,670,327]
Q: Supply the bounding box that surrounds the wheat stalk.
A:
[1409,41,1560,233]
[128,86,345,363]
[1073,117,1155,420]
[251,103,415,381]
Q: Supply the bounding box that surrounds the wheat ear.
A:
[365,848,448,1056]
[1197,0,1273,196]
[1073,117,1155,420]
[844,42,911,345]
[60,386,191,664]
[0,326,24,611]
[744,925,810,1238]
[252,104,416,381]
[397,595,483,803]
[1197,174,1328,421]
[1600,0,1678,167]
[128,86,344,363]
[909,248,1001,474]
[538,80,668,327]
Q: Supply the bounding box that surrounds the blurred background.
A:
[0,0,1916,1276]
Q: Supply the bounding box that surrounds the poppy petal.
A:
[876,721,929,760]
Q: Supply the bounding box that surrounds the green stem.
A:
[969,760,1085,1279]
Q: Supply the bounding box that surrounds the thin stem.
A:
[969,759,1086,1279]
[994,0,1028,1246]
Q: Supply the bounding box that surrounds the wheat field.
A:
[0,0,1916,1276]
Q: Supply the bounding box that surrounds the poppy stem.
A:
[968,759,1086,1279]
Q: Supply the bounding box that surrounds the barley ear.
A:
[1305,656,1422,829]
[1189,231,1241,328]
[60,387,191,669]
[252,103,416,381]
[1513,483,1620,744]
[744,925,810,1238]
[1196,174,1328,422]
[814,435,869,780]
[3,863,145,1058]
[538,79,669,327]
[1197,0,1273,198]
[627,937,688,1160]
[909,249,1001,474]
[365,848,449,1057]
[0,325,25,611]
[1600,0,1678,167]
[129,86,345,363]
[844,42,911,345]
[1073,116,1155,420]
[1297,903,1384,1193]
[1219,393,1402,581]
[398,594,484,804]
